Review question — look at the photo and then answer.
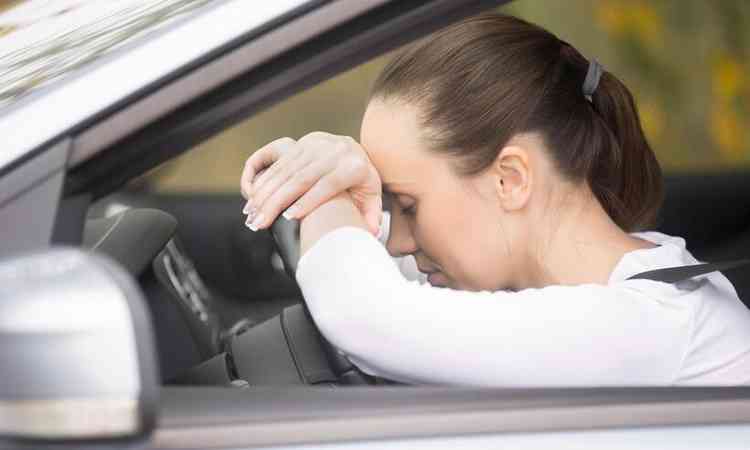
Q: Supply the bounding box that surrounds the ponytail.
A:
[589,72,664,231]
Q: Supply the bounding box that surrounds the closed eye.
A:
[383,187,417,217]
[402,203,417,216]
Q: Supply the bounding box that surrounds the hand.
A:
[239,132,383,235]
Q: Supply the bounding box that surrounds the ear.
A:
[492,144,532,211]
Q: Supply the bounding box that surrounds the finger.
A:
[283,156,373,218]
[278,169,352,221]
[251,149,319,212]
[246,160,335,230]
[251,142,310,204]
[241,141,285,200]
[251,137,348,213]
[243,168,267,214]
[241,147,278,200]
[247,137,297,196]
[361,194,383,236]
[251,145,300,193]
[240,137,295,199]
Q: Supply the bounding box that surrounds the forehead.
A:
[360,99,422,154]
[359,99,434,188]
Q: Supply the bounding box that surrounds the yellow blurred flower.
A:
[711,102,746,161]
[637,99,665,143]
[596,2,628,35]
[713,55,746,99]
[710,54,748,161]
[596,1,662,49]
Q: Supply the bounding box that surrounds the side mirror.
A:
[0,248,159,447]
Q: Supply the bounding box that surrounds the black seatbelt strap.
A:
[627,259,750,283]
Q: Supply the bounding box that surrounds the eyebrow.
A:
[382,183,398,192]
[382,184,416,207]
[382,181,416,192]
[382,184,410,200]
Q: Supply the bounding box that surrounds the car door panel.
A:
[153,386,750,449]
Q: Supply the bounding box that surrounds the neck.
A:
[515,190,656,289]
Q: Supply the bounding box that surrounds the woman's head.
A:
[359,13,663,291]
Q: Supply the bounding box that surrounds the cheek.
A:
[414,193,486,277]
[420,191,506,290]
[413,201,465,259]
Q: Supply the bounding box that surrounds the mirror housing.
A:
[0,248,159,446]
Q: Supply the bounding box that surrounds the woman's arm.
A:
[300,195,427,283]
[297,198,692,386]
[299,192,368,254]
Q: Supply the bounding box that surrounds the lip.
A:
[417,262,440,274]
[427,272,447,287]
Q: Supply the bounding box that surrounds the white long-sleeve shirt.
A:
[295,217,750,386]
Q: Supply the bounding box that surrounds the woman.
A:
[239,13,750,385]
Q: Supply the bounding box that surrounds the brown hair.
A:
[369,13,663,232]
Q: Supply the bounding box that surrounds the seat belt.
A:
[627,259,750,283]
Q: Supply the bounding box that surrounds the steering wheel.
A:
[270,216,301,279]
[270,217,376,385]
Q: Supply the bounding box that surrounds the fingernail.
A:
[282,205,298,220]
[247,213,265,231]
[242,200,253,215]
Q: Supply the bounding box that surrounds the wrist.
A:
[299,192,368,254]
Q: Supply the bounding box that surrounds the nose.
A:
[385,208,418,257]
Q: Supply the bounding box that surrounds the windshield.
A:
[0,0,215,111]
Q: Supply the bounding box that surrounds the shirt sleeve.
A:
[295,226,693,386]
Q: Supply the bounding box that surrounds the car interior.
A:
[74,165,750,387]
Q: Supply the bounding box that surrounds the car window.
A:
[0,0,215,111]
[135,0,749,193]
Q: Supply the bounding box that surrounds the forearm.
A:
[299,192,369,256]
[295,222,689,385]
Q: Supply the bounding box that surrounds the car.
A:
[1,0,749,449]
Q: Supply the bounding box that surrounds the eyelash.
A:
[384,191,417,217]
